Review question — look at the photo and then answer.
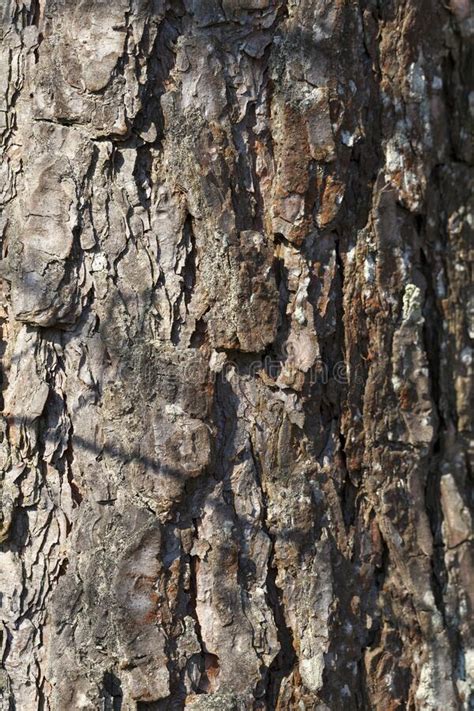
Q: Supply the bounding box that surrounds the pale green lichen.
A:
[402,283,424,324]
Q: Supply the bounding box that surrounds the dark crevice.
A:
[182,215,196,311]
[374,530,390,598]
[418,209,464,695]
[248,438,297,707]
[339,430,357,529]
[30,0,44,63]
[419,234,449,621]
[159,528,189,706]
[101,671,123,711]
[63,395,83,508]
[171,214,197,346]
[265,561,297,707]
[188,520,205,654]
[189,316,208,349]
[32,116,77,128]
[133,12,183,151]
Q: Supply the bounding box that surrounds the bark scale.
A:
[0,1,472,709]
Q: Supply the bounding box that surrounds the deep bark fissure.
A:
[248,437,297,707]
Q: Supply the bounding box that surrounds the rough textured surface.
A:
[0,0,472,709]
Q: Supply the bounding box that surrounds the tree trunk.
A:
[0,1,472,709]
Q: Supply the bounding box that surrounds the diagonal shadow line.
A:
[3,410,320,548]
[5,413,189,480]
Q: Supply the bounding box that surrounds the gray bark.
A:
[0,0,472,709]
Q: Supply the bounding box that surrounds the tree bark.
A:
[0,0,472,709]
